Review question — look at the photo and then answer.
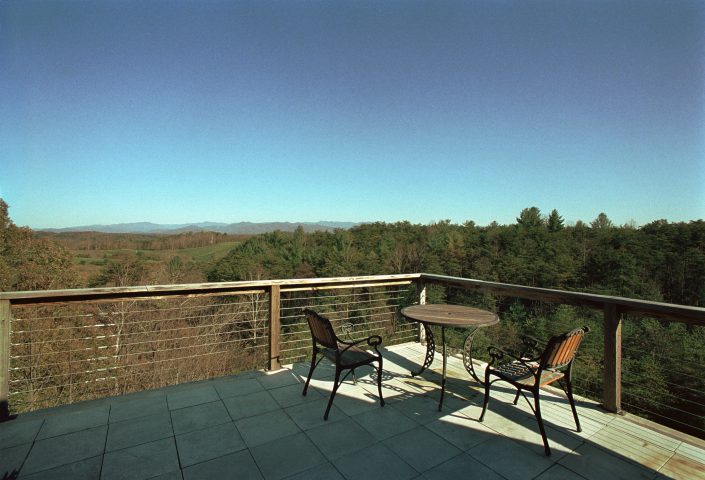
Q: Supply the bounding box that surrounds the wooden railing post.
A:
[603,302,622,412]
[417,279,427,343]
[1,300,10,421]
[268,285,282,371]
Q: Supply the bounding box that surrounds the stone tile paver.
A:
[19,455,103,480]
[106,412,173,452]
[102,437,180,480]
[235,409,301,448]
[383,425,462,473]
[166,385,220,411]
[182,449,263,480]
[22,425,107,475]
[1,343,704,480]
[175,422,246,467]
[332,442,417,480]
[170,400,231,435]
[223,390,280,421]
[250,432,326,480]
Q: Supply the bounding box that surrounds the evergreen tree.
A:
[591,212,613,229]
[516,206,543,228]
[547,209,565,232]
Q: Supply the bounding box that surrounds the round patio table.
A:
[401,304,499,410]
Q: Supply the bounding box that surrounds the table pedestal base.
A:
[411,325,486,411]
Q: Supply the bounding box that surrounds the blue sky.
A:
[1,0,704,228]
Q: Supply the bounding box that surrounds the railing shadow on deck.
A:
[308,347,692,480]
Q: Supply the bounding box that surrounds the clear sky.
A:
[1,0,704,229]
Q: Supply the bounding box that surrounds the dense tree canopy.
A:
[209,208,705,307]
[0,199,77,291]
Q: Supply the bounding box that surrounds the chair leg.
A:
[564,378,581,432]
[479,371,491,422]
[302,350,317,396]
[351,368,357,385]
[377,358,385,407]
[324,367,342,420]
[513,389,521,405]
[533,392,551,456]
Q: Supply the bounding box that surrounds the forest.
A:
[1,199,704,438]
[208,207,705,308]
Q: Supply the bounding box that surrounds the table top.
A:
[401,304,499,328]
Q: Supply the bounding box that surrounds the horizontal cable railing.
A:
[428,278,705,440]
[8,294,269,413]
[0,274,421,416]
[620,320,705,440]
[1,272,704,442]
[278,283,418,364]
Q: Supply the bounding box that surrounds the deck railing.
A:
[0,274,420,418]
[2,273,704,436]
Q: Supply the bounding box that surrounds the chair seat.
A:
[302,309,385,421]
[480,325,589,456]
[321,344,376,367]
[493,361,565,387]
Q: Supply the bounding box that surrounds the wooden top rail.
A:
[0,274,421,306]
[1,272,702,325]
[420,273,705,326]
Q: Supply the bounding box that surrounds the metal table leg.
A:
[439,326,446,411]
[411,324,448,411]
[462,326,485,384]
[411,323,435,376]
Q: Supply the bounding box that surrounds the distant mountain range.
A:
[39,221,359,235]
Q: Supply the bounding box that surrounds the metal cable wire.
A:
[621,401,705,436]
[622,348,705,373]
[9,348,267,396]
[10,327,268,369]
[621,391,705,420]
[10,317,268,350]
[9,339,268,386]
[621,380,705,410]
[280,301,405,319]
[11,297,268,322]
[9,336,266,381]
[11,307,266,336]
[280,293,408,308]
[280,287,411,304]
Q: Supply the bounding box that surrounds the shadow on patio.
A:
[1,343,703,480]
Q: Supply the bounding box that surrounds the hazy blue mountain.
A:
[39,221,358,234]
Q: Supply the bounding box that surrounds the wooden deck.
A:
[1,342,703,479]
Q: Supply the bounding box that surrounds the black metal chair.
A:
[479,326,589,456]
[301,308,385,420]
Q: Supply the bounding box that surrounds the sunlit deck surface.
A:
[2,342,704,480]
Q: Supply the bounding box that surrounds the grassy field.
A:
[70,241,240,284]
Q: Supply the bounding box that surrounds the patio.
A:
[1,342,704,480]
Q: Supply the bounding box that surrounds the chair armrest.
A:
[339,335,383,354]
[520,335,541,349]
[340,323,355,341]
[519,335,543,359]
[487,345,539,374]
[487,345,506,362]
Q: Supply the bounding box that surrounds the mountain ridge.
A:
[37,221,359,235]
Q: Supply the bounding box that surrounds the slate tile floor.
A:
[1,343,704,479]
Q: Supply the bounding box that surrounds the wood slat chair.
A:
[479,326,590,456]
[301,308,385,420]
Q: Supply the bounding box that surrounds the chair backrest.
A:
[540,326,589,371]
[303,309,339,350]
